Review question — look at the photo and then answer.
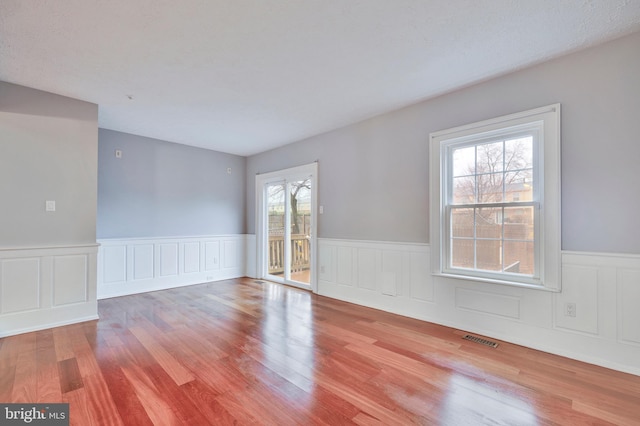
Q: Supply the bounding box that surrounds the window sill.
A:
[432,272,560,292]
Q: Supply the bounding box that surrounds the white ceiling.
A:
[1,1,639,156]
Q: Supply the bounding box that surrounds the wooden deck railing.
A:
[268,234,310,275]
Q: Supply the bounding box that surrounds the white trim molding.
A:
[0,244,99,338]
[97,235,247,299]
[318,238,640,376]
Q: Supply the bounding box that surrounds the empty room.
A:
[1,1,640,424]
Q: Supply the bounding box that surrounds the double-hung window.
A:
[430,104,561,290]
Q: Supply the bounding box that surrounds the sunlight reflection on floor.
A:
[260,282,315,396]
[440,374,538,425]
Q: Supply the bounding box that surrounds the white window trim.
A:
[429,104,561,291]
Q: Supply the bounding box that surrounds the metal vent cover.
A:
[462,334,499,348]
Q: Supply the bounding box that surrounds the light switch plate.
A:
[45,200,56,212]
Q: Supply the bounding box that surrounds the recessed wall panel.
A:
[1,258,40,313]
[555,265,598,334]
[205,241,220,271]
[456,287,520,319]
[160,244,179,277]
[318,244,333,282]
[357,249,377,291]
[54,255,87,306]
[619,268,640,345]
[336,247,353,286]
[224,240,238,268]
[184,242,200,274]
[103,246,126,283]
[381,251,401,296]
[133,244,154,280]
[409,251,432,301]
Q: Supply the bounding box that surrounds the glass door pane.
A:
[266,182,286,280]
[289,179,311,285]
[258,163,316,291]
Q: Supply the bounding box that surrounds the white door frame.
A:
[255,162,318,292]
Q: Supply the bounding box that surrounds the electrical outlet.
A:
[320,265,326,274]
[565,302,577,317]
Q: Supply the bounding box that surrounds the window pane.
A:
[267,183,286,276]
[475,207,502,239]
[289,179,311,284]
[453,176,475,204]
[504,241,534,275]
[504,206,534,240]
[453,146,475,177]
[477,173,504,203]
[476,141,503,173]
[451,238,474,269]
[505,136,533,171]
[505,170,533,201]
[476,239,502,271]
[451,208,474,238]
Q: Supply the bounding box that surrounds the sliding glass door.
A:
[257,164,317,291]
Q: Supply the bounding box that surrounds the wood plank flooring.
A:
[1,277,639,425]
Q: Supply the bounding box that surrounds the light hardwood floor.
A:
[1,277,639,425]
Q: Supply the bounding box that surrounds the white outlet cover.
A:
[45,200,56,211]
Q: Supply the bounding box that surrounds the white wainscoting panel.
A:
[319,238,434,318]
[1,258,40,314]
[336,247,353,286]
[409,251,433,302]
[455,287,520,319]
[205,241,220,271]
[224,240,240,269]
[0,245,98,338]
[357,249,377,291]
[318,239,640,376]
[618,268,640,346]
[133,244,154,280]
[159,243,179,277]
[555,264,599,334]
[103,246,126,283]
[97,235,247,299]
[184,242,200,274]
[53,255,88,306]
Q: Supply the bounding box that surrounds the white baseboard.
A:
[97,235,247,299]
[0,244,99,337]
[317,238,640,376]
[0,314,99,339]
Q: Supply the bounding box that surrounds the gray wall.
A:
[98,129,246,238]
[0,82,98,248]
[247,31,640,254]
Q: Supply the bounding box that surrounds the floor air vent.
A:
[462,334,499,348]
[254,280,265,284]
